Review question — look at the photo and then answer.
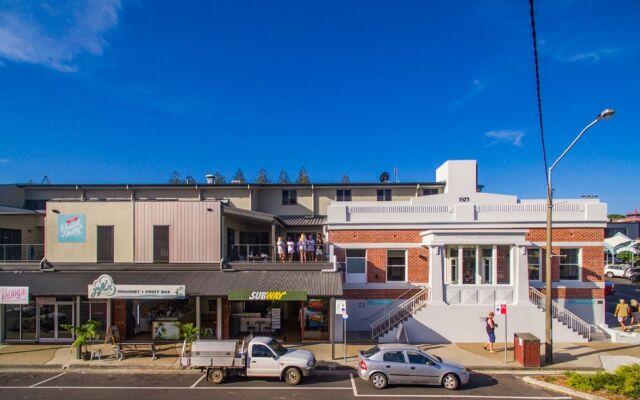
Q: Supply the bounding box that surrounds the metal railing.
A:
[370,288,429,339]
[359,287,420,322]
[227,243,332,263]
[0,244,44,263]
[529,287,592,340]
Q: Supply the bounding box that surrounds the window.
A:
[383,351,406,363]
[251,344,273,358]
[560,249,580,280]
[407,352,429,364]
[496,245,511,284]
[336,189,352,202]
[153,226,170,263]
[23,199,47,211]
[528,248,541,280]
[377,189,392,201]
[346,249,366,274]
[462,248,477,284]
[387,250,406,281]
[421,188,439,196]
[282,190,297,205]
[446,247,459,284]
[97,226,114,263]
[480,247,493,284]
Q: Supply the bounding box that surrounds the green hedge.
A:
[565,364,640,398]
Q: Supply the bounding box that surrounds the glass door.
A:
[38,304,56,339]
[38,302,74,340]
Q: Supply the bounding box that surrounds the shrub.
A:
[565,364,640,398]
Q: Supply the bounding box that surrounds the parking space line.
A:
[29,372,67,388]
[348,374,570,399]
[190,374,205,388]
[5,385,352,390]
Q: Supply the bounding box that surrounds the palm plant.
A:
[61,319,101,360]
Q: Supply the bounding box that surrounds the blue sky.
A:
[0,0,638,213]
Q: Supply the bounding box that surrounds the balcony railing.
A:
[227,243,333,263]
[0,244,44,263]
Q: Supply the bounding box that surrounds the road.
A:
[605,277,640,327]
[0,371,574,400]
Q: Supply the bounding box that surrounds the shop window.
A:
[252,344,273,358]
[336,189,352,201]
[4,304,21,340]
[346,249,366,274]
[377,189,392,201]
[560,248,581,280]
[304,298,329,340]
[496,245,511,284]
[97,226,114,263]
[528,248,541,281]
[446,247,459,284]
[153,226,169,263]
[282,190,297,205]
[4,303,36,341]
[387,250,406,281]
[462,248,477,284]
[80,300,107,340]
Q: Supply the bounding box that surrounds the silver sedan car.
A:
[357,344,470,390]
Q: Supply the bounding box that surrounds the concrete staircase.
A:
[528,288,593,341]
[370,288,429,340]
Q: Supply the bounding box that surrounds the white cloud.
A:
[449,79,485,114]
[484,130,524,147]
[0,1,121,72]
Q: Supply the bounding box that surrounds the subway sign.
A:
[228,290,307,301]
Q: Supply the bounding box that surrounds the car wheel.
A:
[370,372,388,389]
[606,272,614,278]
[284,367,302,385]
[442,373,460,390]
[206,369,224,384]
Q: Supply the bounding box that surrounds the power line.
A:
[528,0,549,184]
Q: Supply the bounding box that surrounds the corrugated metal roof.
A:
[280,216,327,227]
[0,206,38,215]
[0,270,343,297]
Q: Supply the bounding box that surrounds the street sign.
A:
[335,299,347,315]
[500,304,507,315]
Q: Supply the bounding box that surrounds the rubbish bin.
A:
[514,332,540,368]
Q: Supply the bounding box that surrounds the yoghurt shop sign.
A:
[88,275,185,299]
[0,287,29,304]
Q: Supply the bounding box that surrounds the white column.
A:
[428,246,445,305]
[514,246,529,304]
[216,298,222,339]
[196,296,201,339]
[106,299,112,332]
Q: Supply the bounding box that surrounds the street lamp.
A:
[544,108,615,364]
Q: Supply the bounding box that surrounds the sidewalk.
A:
[1,341,639,372]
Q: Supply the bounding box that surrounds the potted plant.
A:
[176,322,200,356]
[61,319,102,360]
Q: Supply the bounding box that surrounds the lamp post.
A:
[545,108,615,364]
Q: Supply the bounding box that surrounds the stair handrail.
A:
[359,287,421,322]
[370,288,429,339]
[529,287,592,340]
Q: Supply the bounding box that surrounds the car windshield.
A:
[268,339,288,356]
[362,346,380,358]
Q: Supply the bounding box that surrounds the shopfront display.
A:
[120,298,196,340]
[303,298,329,340]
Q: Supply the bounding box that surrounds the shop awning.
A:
[0,270,343,298]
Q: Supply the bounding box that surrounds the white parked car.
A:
[604,264,629,278]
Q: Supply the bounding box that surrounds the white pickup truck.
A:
[180,335,316,385]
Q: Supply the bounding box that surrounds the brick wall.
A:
[526,228,603,242]
[329,230,422,243]
[343,288,421,300]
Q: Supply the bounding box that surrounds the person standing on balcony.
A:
[298,233,307,263]
[307,234,316,262]
[277,236,286,263]
[614,298,631,332]
[287,236,295,262]
[316,235,324,262]
[483,311,496,353]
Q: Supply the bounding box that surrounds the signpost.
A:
[500,303,507,363]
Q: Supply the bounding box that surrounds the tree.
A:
[168,170,182,184]
[255,168,270,184]
[211,172,226,184]
[340,174,350,184]
[296,167,310,184]
[608,214,626,221]
[233,169,246,184]
[278,170,290,184]
[184,175,196,184]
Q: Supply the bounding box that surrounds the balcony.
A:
[224,243,335,271]
[0,244,44,263]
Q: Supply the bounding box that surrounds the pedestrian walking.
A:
[630,299,639,329]
[614,298,632,332]
[277,236,286,263]
[483,311,496,353]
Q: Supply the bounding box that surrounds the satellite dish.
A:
[380,172,390,183]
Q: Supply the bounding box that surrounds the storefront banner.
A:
[88,274,186,299]
[152,321,181,340]
[0,287,29,304]
[58,214,86,243]
[228,290,307,301]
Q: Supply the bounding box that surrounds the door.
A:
[381,351,410,384]
[406,352,440,384]
[247,344,280,377]
[153,226,169,263]
[97,226,114,263]
[0,228,21,261]
[38,302,74,340]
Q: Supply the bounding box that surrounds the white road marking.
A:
[348,373,571,399]
[4,386,352,390]
[190,374,206,388]
[29,372,67,388]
